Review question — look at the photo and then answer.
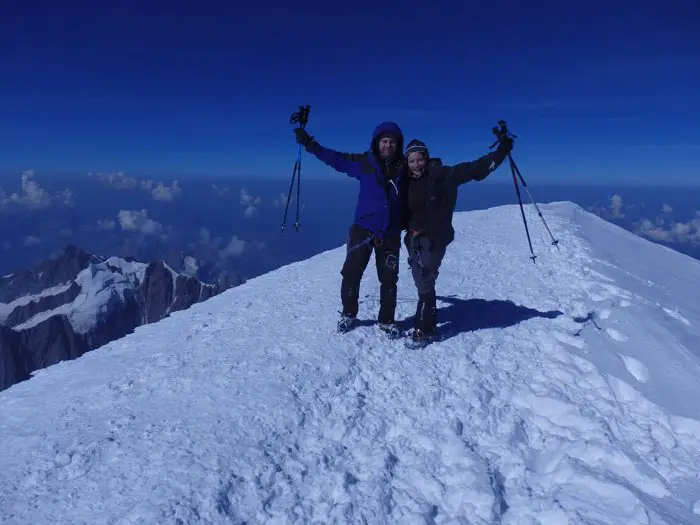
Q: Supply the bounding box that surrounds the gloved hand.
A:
[497,135,514,154]
[293,127,314,147]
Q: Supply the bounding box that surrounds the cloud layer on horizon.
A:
[589,193,700,245]
[88,171,182,201]
[0,171,73,210]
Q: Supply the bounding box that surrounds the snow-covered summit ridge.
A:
[1,201,700,524]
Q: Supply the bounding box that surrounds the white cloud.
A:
[240,188,262,218]
[609,194,624,218]
[90,172,182,201]
[212,184,232,198]
[183,255,199,276]
[636,214,700,244]
[199,227,211,245]
[56,189,74,206]
[0,170,73,209]
[89,171,139,189]
[151,181,182,201]
[118,209,163,235]
[662,203,673,213]
[211,234,266,259]
[219,235,247,257]
[14,171,51,208]
[24,235,42,246]
[588,193,627,220]
[274,193,289,207]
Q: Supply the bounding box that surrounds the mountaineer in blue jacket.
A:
[294,121,408,336]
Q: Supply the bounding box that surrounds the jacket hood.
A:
[370,121,404,157]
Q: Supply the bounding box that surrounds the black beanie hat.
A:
[405,139,429,158]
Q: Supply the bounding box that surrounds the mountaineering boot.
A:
[379,322,401,340]
[411,327,432,345]
[337,313,356,333]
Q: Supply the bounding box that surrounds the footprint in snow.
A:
[606,328,629,342]
[662,307,692,327]
[619,354,650,383]
[551,331,586,349]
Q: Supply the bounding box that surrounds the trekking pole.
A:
[491,120,559,251]
[509,153,538,263]
[507,152,559,250]
[281,104,311,232]
[490,121,537,262]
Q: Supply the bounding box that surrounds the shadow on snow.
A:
[396,295,564,343]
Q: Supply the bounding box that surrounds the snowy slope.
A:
[1,201,700,524]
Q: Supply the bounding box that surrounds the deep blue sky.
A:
[1,0,698,184]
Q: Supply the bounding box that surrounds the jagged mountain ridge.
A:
[0,244,232,391]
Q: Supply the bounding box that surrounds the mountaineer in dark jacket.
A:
[294,121,408,336]
[402,135,514,344]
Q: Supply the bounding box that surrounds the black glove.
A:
[497,135,514,154]
[293,127,314,148]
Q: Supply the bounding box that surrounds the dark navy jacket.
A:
[305,121,408,240]
[411,148,510,250]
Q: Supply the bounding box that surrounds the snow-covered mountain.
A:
[0,245,229,391]
[1,202,700,524]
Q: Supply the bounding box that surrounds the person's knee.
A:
[379,252,399,280]
[341,264,363,281]
[413,268,436,296]
[417,280,435,296]
[342,249,370,275]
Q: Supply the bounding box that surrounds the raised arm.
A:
[437,138,514,186]
[294,128,363,177]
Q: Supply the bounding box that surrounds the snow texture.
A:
[1,202,700,524]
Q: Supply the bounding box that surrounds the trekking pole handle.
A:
[290,105,311,129]
[490,119,517,149]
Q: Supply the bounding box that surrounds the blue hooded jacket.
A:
[305,121,408,240]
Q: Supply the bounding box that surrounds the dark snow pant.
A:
[340,224,400,324]
[404,232,446,334]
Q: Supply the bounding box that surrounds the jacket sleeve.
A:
[307,140,364,178]
[441,148,509,186]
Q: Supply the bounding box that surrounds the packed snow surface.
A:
[1,202,700,524]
